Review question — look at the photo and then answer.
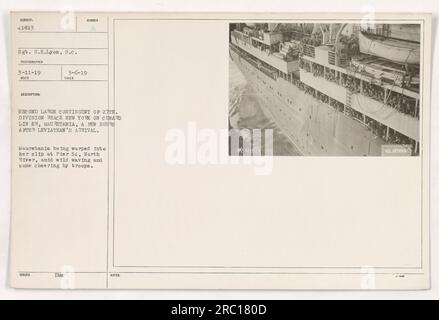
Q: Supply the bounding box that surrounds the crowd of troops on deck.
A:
[290,74,416,151]
[298,59,419,119]
[287,65,417,151]
[365,116,416,150]
[300,34,322,47]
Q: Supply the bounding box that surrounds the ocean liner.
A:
[229,23,420,156]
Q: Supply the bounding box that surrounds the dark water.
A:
[229,58,301,156]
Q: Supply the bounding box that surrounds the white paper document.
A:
[9,12,431,289]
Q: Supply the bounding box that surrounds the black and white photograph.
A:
[229,22,421,156]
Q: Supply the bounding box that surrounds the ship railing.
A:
[259,65,277,80]
[232,44,277,80]
[230,43,241,53]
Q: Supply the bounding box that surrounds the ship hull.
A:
[230,48,385,156]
